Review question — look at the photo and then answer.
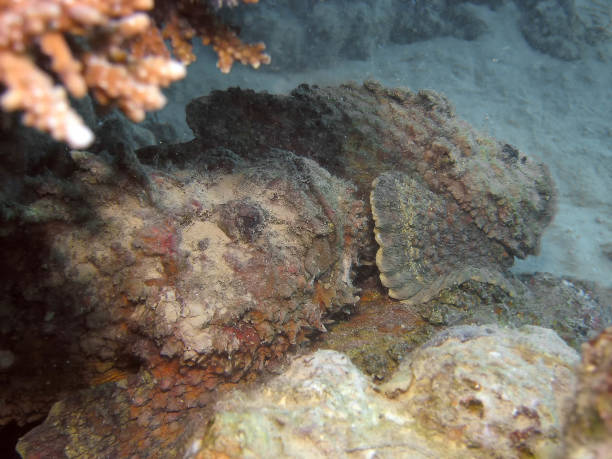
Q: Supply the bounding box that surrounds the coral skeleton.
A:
[0,0,269,147]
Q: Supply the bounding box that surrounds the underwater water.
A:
[1,0,611,457]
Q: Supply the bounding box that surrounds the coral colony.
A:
[0,0,269,148]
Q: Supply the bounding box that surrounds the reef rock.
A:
[219,0,488,71]
[220,0,607,70]
[565,326,612,458]
[187,325,580,458]
[380,324,580,458]
[188,349,439,458]
[315,273,612,382]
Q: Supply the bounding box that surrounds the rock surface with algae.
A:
[565,326,612,458]
[186,325,579,459]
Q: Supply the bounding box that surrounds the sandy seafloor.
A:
[156,2,612,288]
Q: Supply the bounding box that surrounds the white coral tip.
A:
[66,120,94,149]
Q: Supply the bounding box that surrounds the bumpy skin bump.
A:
[371,172,512,303]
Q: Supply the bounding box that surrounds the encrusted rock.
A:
[186,325,580,458]
[380,324,580,458]
[187,349,440,458]
[565,326,612,458]
[317,272,612,382]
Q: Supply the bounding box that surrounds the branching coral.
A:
[154,0,270,73]
[0,0,269,148]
